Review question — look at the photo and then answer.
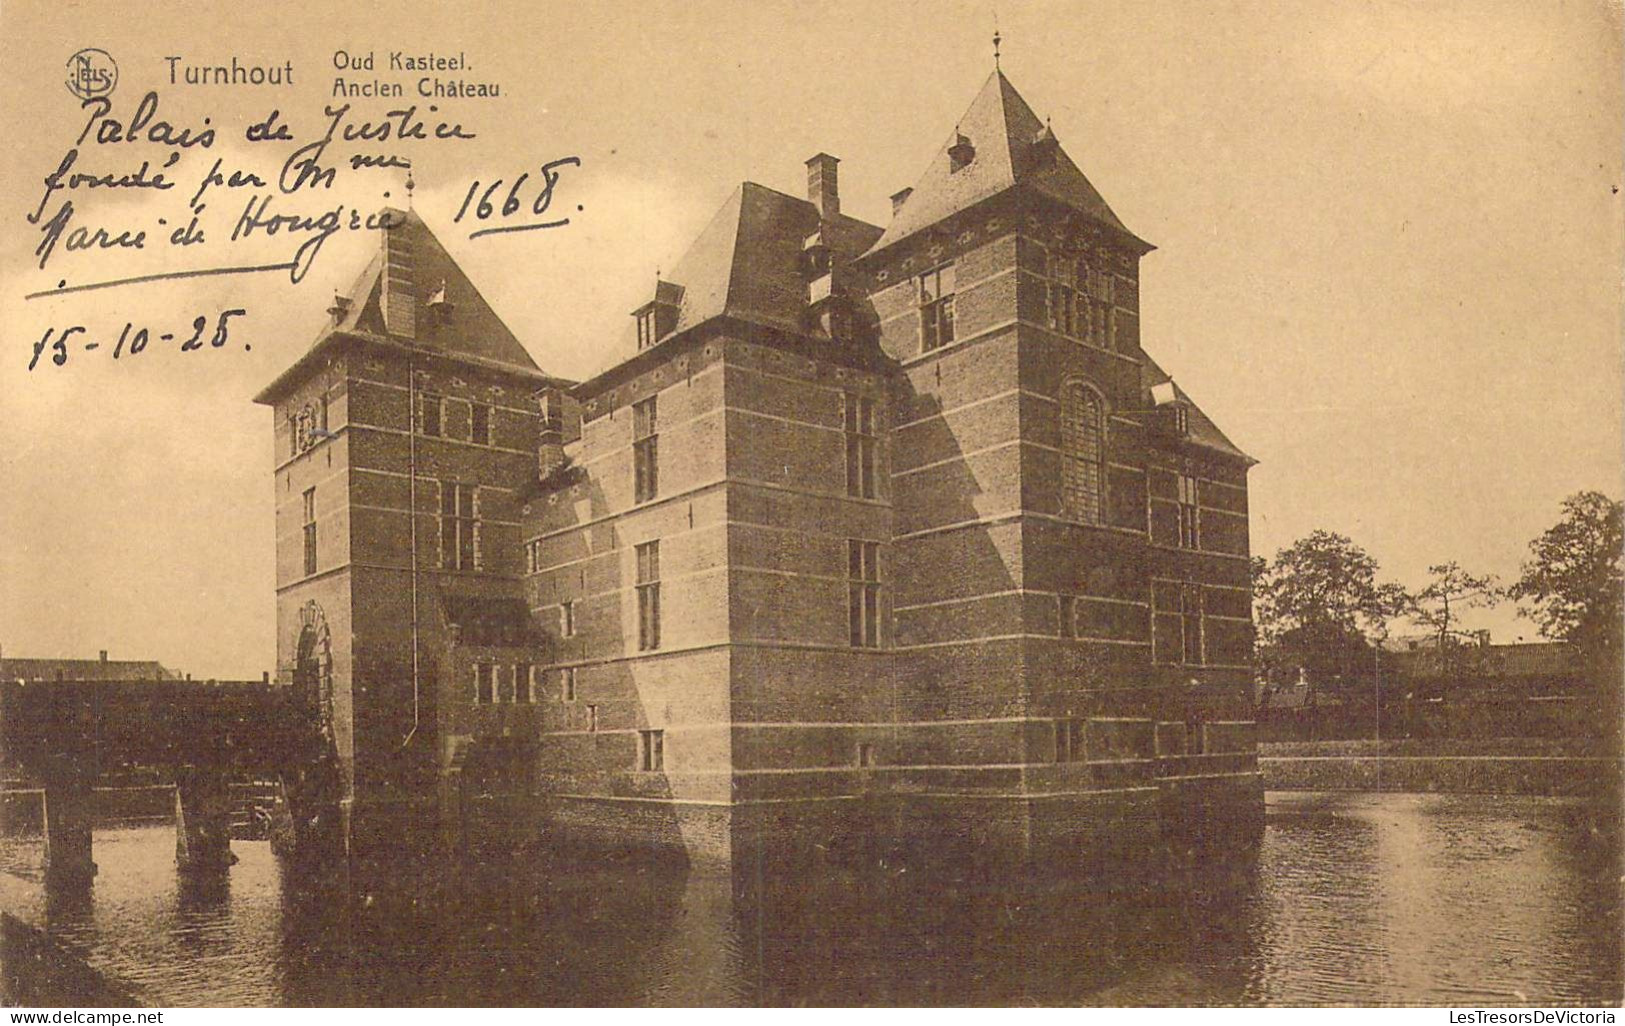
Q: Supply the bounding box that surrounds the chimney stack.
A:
[537,387,567,481]
[806,153,840,220]
[890,187,913,215]
[99,649,108,663]
[380,209,416,338]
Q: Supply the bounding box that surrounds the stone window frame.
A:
[1059,379,1107,525]
[637,728,665,772]
[633,395,659,504]
[636,541,661,651]
[301,487,317,577]
[847,539,881,648]
[843,391,878,499]
[917,263,956,353]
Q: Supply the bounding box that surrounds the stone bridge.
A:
[0,678,337,888]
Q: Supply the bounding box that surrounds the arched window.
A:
[1060,381,1106,524]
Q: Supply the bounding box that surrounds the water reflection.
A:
[1,794,1618,1006]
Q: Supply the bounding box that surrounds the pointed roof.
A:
[580,182,881,382]
[1139,352,1254,463]
[256,209,554,403]
[867,71,1146,256]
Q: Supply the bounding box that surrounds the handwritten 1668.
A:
[29,309,248,370]
[452,157,581,240]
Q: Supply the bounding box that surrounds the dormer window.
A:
[636,309,657,351]
[948,131,976,173]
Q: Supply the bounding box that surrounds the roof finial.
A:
[404,167,415,210]
[993,12,1002,70]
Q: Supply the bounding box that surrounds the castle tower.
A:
[255,209,571,854]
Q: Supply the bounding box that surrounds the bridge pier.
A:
[175,767,238,876]
[41,769,96,890]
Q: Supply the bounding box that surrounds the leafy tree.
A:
[1405,562,1500,681]
[1509,491,1623,674]
[1253,530,1406,688]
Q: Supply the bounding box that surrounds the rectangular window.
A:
[1053,718,1085,763]
[843,393,878,499]
[1177,474,1201,550]
[586,703,598,732]
[560,600,576,638]
[636,541,661,651]
[440,482,478,570]
[918,264,956,351]
[636,310,657,351]
[525,538,542,575]
[637,729,665,772]
[633,396,659,504]
[470,402,491,446]
[1058,594,1076,639]
[301,487,317,576]
[1042,249,1079,337]
[474,663,496,705]
[847,540,881,648]
[1182,583,1205,666]
[560,666,576,703]
[515,664,533,703]
[419,393,443,437]
[857,743,875,768]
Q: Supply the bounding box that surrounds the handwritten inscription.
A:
[20,74,584,362]
[29,309,248,370]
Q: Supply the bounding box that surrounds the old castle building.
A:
[256,69,1260,867]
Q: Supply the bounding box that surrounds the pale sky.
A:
[1,0,1619,677]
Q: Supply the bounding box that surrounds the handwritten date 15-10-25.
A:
[29,309,248,370]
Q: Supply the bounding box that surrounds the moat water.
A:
[2,792,1619,1006]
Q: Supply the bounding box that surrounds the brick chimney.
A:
[380,208,416,338]
[537,386,566,480]
[806,153,840,220]
[99,649,108,663]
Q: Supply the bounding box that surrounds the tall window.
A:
[440,482,478,570]
[1042,248,1080,337]
[418,393,443,437]
[1177,473,1200,549]
[560,600,575,637]
[1058,594,1076,639]
[918,264,956,352]
[302,488,317,576]
[636,541,661,651]
[470,402,491,446]
[515,663,533,703]
[633,396,659,503]
[560,666,577,702]
[1083,262,1115,349]
[1060,381,1106,524]
[848,540,880,648]
[844,393,877,499]
[1181,584,1205,665]
[1053,718,1085,763]
[638,729,665,772]
[474,662,496,704]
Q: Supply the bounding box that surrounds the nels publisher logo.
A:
[65,47,118,100]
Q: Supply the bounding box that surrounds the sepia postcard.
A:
[0,0,1620,1011]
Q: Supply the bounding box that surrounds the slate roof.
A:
[1139,352,1253,462]
[581,182,882,382]
[867,70,1145,257]
[256,209,556,404]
